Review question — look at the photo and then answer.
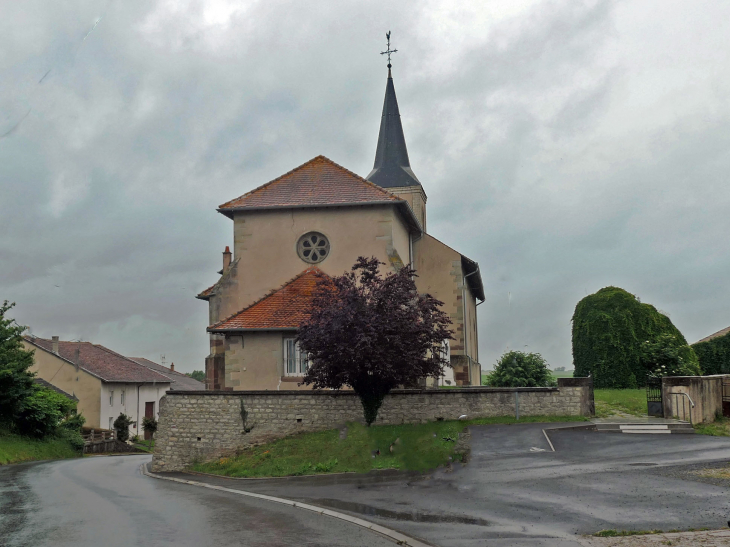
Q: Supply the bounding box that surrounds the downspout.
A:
[136,384,141,436]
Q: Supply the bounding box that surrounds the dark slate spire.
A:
[366,68,421,188]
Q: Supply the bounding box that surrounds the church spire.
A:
[366,33,421,189]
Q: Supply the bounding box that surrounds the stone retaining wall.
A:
[151,377,593,471]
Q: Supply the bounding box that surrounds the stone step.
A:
[595,422,694,434]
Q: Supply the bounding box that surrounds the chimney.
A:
[52,336,59,354]
[223,246,232,272]
[170,363,175,372]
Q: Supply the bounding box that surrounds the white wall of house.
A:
[100,382,170,437]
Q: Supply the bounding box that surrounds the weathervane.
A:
[381,31,397,68]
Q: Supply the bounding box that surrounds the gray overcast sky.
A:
[1,0,729,373]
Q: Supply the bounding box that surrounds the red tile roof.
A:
[208,267,327,331]
[196,283,217,300]
[128,357,205,391]
[26,338,171,384]
[218,156,401,214]
[696,326,730,344]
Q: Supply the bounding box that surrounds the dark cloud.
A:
[1,0,728,372]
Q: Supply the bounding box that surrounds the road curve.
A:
[0,455,398,547]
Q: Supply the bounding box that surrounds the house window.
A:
[284,338,308,376]
[120,391,125,405]
[109,417,113,430]
[296,232,330,264]
[109,391,114,406]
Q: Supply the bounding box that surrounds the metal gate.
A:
[723,380,730,418]
[646,376,663,417]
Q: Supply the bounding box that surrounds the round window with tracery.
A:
[297,232,330,264]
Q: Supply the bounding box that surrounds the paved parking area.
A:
[167,423,730,547]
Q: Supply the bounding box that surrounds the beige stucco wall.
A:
[224,332,312,391]
[25,341,103,428]
[412,234,480,385]
[213,205,411,322]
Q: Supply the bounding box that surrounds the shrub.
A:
[113,413,133,442]
[142,417,158,438]
[485,351,556,387]
[572,287,699,388]
[692,329,730,375]
[640,333,701,377]
[15,387,79,438]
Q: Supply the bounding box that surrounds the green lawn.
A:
[192,415,588,478]
[594,389,647,417]
[0,431,81,465]
[133,439,155,453]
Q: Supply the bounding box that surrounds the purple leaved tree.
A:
[297,257,453,425]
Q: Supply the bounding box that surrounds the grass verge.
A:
[192,415,587,478]
[594,389,647,418]
[0,431,81,465]
[594,528,710,537]
[694,417,730,436]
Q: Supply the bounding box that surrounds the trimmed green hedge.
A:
[572,287,700,388]
[692,329,730,375]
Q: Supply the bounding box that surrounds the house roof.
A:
[128,357,205,391]
[696,326,730,344]
[25,337,171,384]
[218,155,402,214]
[366,68,422,189]
[33,377,78,401]
[208,267,325,332]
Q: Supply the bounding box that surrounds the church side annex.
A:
[197,65,485,390]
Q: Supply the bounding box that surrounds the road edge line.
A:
[542,429,556,452]
[140,463,433,547]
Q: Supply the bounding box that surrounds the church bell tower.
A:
[366,33,427,231]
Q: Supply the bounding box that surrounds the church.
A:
[197,63,484,391]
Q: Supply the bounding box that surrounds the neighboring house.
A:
[198,66,485,390]
[23,336,171,437]
[128,358,205,391]
[696,326,730,344]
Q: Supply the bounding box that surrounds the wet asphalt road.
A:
[167,424,730,547]
[0,455,397,547]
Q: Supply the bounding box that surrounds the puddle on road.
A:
[311,498,489,526]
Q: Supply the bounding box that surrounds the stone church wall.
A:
[151,377,593,471]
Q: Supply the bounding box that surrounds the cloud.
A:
[1,0,729,373]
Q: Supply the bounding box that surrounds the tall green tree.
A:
[298,257,453,426]
[572,287,700,388]
[0,301,36,427]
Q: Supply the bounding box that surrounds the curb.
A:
[141,464,434,547]
[542,423,597,451]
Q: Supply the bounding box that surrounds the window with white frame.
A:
[108,417,113,430]
[120,390,125,405]
[283,337,308,376]
[109,391,114,406]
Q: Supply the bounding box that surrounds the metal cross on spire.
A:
[380,31,397,68]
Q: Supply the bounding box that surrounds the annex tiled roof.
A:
[208,267,326,331]
[218,156,401,214]
[26,338,171,384]
[696,326,730,344]
[196,283,217,300]
[34,377,78,401]
[129,357,205,391]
